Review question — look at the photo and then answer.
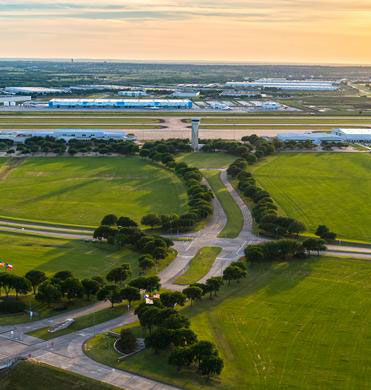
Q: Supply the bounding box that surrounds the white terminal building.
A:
[5,87,69,94]
[277,128,371,144]
[225,78,339,91]
[171,91,200,98]
[0,129,133,143]
[48,98,192,109]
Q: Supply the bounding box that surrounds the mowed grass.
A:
[0,156,188,226]
[89,256,371,390]
[251,153,371,242]
[175,152,236,169]
[0,361,120,390]
[175,247,221,285]
[0,231,141,279]
[203,170,243,238]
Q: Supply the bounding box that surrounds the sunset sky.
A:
[0,0,370,64]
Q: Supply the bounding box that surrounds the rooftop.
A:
[335,128,371,135]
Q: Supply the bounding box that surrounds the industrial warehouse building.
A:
[171,91,200,98]
[277,128,371,144]
[225,78,338,91]
[0,130,132,143]
[48,98,192,109]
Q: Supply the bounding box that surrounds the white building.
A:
[276,132,343,145]
[250,100,282,110]
[5,87,69,94]
[0,129,133,143]
[0,96,32,105]
[225,78,338,91]
[118,90,147,97]
[48,98,192,109]
[171,91,200,98]
[208,101,231,110]
[332,128,371,143]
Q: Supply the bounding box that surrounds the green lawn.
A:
[175,247,221,285]
[251,153,371,242]
[27,303,130,340]
[176,152,237,169]
[0,361,120,390]
[0,156,188,226]
[203,170,243,238]
[86,256,371,390]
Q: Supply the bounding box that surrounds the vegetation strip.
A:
[202,170,243,238]
[175,247,222,285]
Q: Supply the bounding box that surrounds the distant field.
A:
[175,152,236,169]
[252,153,371,242]
[0,117,161,123]
[0,361,119,390]
[87,256,371,390]
[0,124,163,130]
[0,157,188,225]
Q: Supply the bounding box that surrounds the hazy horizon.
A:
[0,1,370,65]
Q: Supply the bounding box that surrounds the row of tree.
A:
[245,238,327,263]
[94,215,174,261]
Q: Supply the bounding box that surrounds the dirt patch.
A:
[0,158,27,181]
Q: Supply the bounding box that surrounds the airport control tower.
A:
[191,118,200,151]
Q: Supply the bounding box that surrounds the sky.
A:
[0,0,370,64]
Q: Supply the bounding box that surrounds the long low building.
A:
[5,87,69,94]
[332,128,371,142]
[0,129,133,143]
[48,98,192,109]
[225,78,338,91]
[277,128,371,144]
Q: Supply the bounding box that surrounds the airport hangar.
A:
[277,128,371,144]
[48,98,192,109]
[0,130,133,143]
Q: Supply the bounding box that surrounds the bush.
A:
[118,329,137,354]
[0,298,26,314]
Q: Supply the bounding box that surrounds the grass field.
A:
[251,153,371,242]
[27,303,130,340]
[0,231,140,279]
[175,247,221,285]
[0,125,163,130]
[0,157,188,226]
[0,361,119,390]
[203,170,243,238]
[175,152,236,169]
[86,256,371,390]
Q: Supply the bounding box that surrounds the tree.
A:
[117,216,137,228]
[62,278,84,301]
[129,276,148,290]
[160,291,187,308]
[92,276,105,287]
[101,214,118,225]
[97,285,122,307]
[121,286,141,306]
[206,277,224,298]
[25,270,47,295]
[139,306,162,334]
[36,281,62,307]
[145,328,173,353]
[106,264,131,285]
[182,286,203,306]
[13,276,32,299]
[315,225,329,238]
[302,238,327,255]
[199,355,224,378]
[141,214,161,229]
[172,328,198,347]
[223,265,246,285]
[138,256,155,272]
[191,341,217,367]
[168,347,194,371]
[144,276,161,293]
[1,273,17,297]
[81,279,100,300]
[119,329,137,354]
[53,270,73,282]
[245,245,265,263]
[287,220,306,236]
